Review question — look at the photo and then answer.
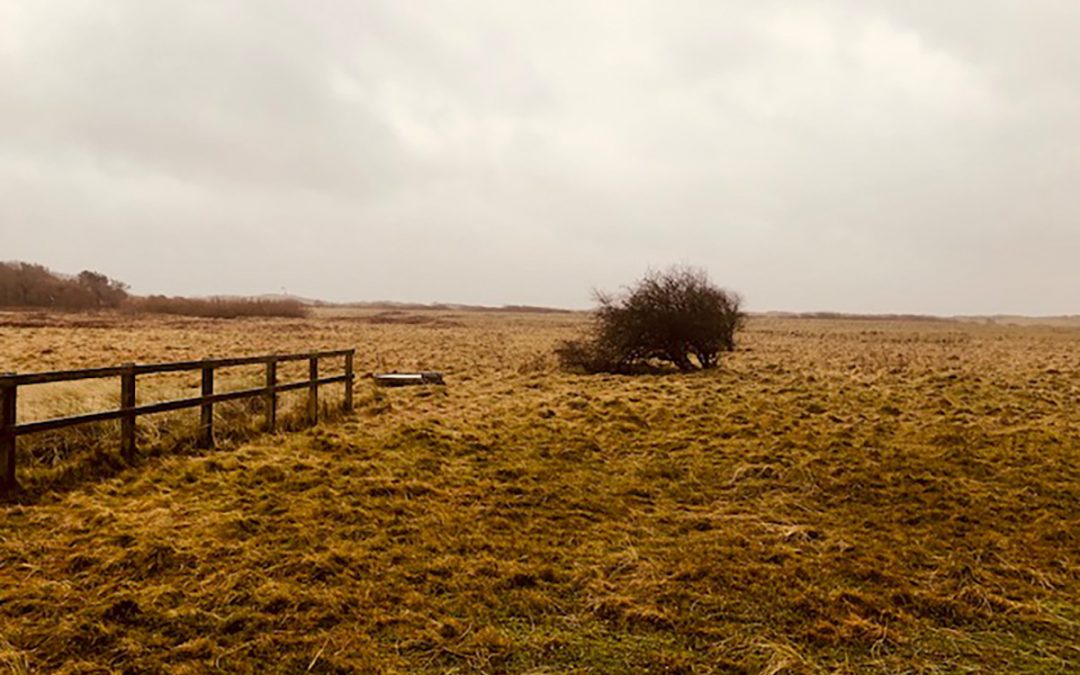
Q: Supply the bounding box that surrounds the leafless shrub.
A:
[558,266,744,373]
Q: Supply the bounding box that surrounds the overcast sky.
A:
[1,1,1077,314]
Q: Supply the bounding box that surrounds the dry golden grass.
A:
[0,308,1077,673]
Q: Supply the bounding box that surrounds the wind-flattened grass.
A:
[0,310,1077,672]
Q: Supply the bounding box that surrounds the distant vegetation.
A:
[125,295,307,319]
[558,266,744,373]
[0,262,129,310]
[0,261,306,318]
[338,301,574,314]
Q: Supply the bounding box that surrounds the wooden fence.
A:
[0,349,355,495]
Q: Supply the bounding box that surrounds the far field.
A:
[0,308,1077,673]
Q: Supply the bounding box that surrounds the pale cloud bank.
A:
[1,1,1077,314]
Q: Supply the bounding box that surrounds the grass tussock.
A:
[9,393,349,500]
[0,309,1077,672]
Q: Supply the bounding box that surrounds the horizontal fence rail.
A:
[0,349,356,495]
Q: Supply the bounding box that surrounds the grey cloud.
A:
[1,0,1077,313]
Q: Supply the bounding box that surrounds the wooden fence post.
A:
[344,350,354,412]
[308,357,319,425]
[199,365,214,448]
[265,358,277,433]
[0,349,356,488]
[120,364,136,461]
[0,374,17,495]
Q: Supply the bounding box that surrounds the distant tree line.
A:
[126,295,307,319]
[0,262,129,309]
[0,261,306,318]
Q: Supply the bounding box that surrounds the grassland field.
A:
[0,307,1077,673]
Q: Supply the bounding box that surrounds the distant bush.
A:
[557,266,744,373]
[0,262,129,310]
[126,296,308,319]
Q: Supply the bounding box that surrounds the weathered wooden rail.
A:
[0,349,356,494]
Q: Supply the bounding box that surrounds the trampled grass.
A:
[0,309,1077,672]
